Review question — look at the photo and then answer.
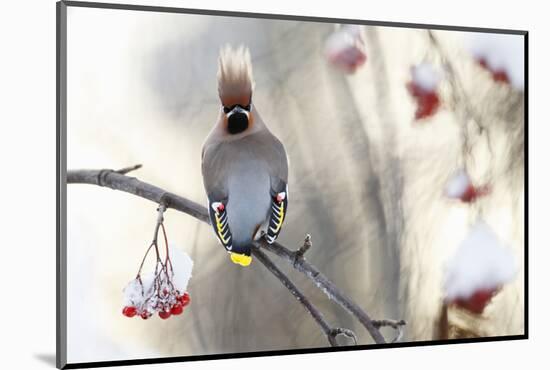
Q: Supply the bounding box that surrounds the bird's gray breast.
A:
[226,160,271,246]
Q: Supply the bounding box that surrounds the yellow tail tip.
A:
[230,253,252,267]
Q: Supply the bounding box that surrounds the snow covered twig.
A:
[67,165,406,344]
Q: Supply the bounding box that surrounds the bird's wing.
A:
[207,199,233,252]
[265,183,288,244]
[264,133,289,244]
[202,141,234,252]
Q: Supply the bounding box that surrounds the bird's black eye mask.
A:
[222,103,251,114]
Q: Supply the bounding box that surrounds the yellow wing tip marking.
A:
[273,202,285,233]
[215,213,229,244]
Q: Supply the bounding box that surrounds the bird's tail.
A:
[230,250,252,267]
[229,240,254,267]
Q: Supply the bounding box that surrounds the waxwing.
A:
[201,45,289,267]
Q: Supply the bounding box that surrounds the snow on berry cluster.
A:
[122,246,193,320]
[465,33,524,90]
[445,169,491,203]
[444,221,517,314]
[324,25,367,74]
[407,63,441,120]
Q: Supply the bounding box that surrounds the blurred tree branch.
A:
[67,165,407,345]
[427,30,495,164]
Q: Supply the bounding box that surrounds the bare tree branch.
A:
[329,327,358,346]
[68,168,209,224]
[252,248,356,346]
[116,163,143,175]
[257,239,386,343]
[372,319,407,343]
[67,166,406,344]
[294,233,312,265]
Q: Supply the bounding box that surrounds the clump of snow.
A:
[122,276,145,307]
[170,246,194,293]
[444,221,517,301]
[411,63,441,92]
[445,169,471,199]
[324,24,367,74]
[465,32,524,90]
[340,24,362,37]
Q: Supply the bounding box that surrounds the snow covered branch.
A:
[67,165,406,345]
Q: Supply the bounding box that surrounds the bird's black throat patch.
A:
[227,112,249,134]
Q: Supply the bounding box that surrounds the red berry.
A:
[140,311,151,320]
[171,303,183,315]
[327,46,367,74]
[407,82,440,120]
[159,311,171,320]
[122,306,137,318]
[178,292,191,307]
[415,92,440,120]
[492,70,509,84]
[407,81,421,98]
[453,288,499,314]
[459,184,490,203]
[477,58,488,69]
[460,184,477,203]
[477,58,510,85]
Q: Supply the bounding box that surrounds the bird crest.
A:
[217,45,254,105]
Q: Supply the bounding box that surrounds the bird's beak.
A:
[230,252,252,267]
[227,106,249,119]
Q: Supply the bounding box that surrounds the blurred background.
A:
[65,6,524,363]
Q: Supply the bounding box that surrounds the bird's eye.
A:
[243,104,251,111]
[223,106,231,114]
